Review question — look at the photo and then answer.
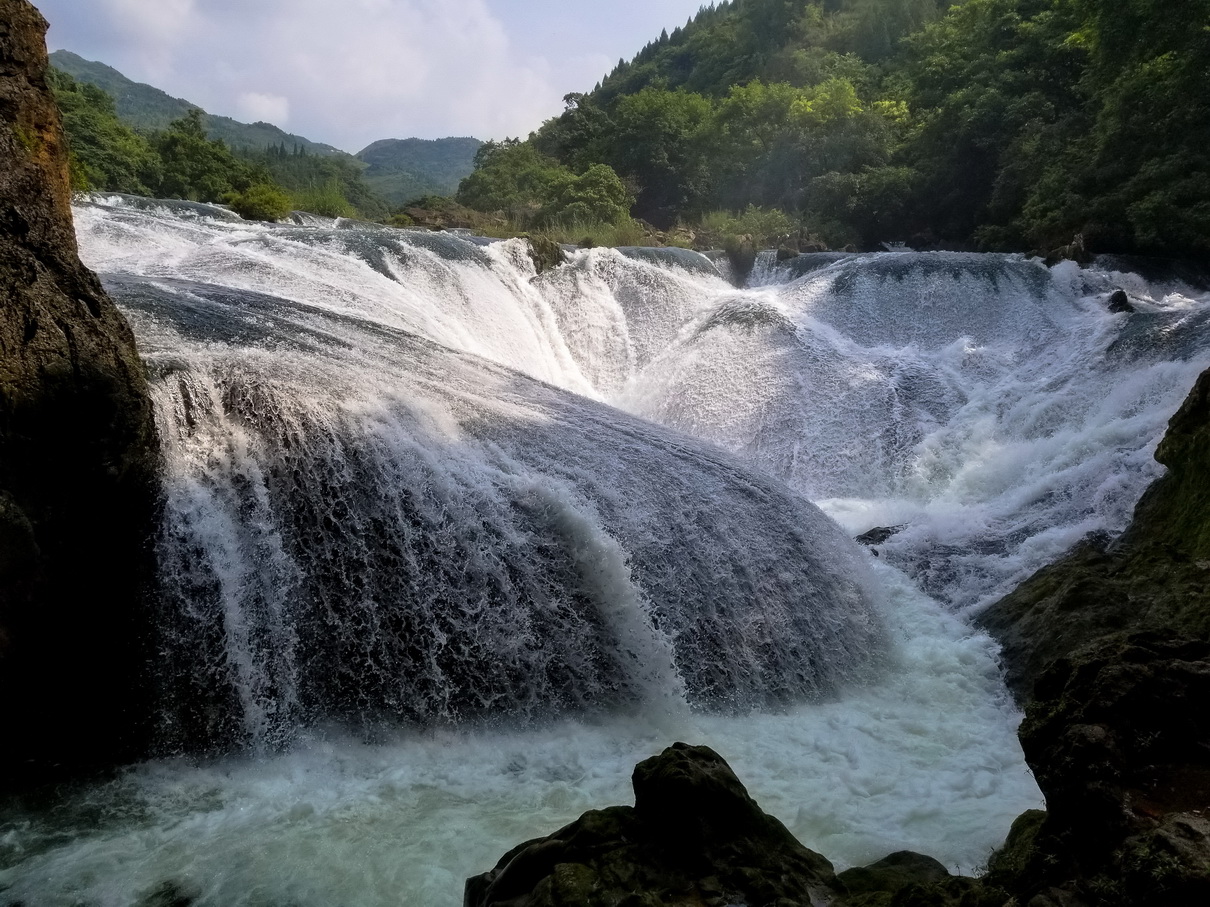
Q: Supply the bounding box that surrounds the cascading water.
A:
[2,194,1206,907]
[547,246,1210,609]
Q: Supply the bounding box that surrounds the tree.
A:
[540,164,634,225]
[608,88,716,225]
[48,69,161,194]
[456,140,568,219]
[149,109,264,202]
[225,183,292,222]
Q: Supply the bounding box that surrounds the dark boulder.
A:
[837,850,1006,906]
[985,633,1210,906]
[1107,290,1134,313]
[525,234,567,275]
[856,525,906,546]
[465,742,841,907]
[0,0,160,783]
[724,235,758,287]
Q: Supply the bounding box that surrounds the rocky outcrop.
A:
[970,365,1210,903]
[977,366,1210,699]
[1,0,159,782]
[468,730,1210,907]
[525,234,567,275]
[465,743,842,907]
[981,633,1210,906]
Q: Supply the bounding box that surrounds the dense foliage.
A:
[50,70,389,220]
[47,69,162,195]
[461,0,1208,257]
[356,137,483,205]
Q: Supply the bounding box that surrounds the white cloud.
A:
[91,0,196,77]
[40,0,710,150]
[237,92,291,126]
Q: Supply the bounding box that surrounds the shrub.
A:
[226,183,292,222]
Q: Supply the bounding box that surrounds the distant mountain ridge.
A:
[49,50,482,206]
[356,136,482,204]
[49,50,344,156]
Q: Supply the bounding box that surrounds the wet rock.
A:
[1045,233,1093,267]
[985,633,1210,906]
[0,0,160,783]
[836,851,1006,906]
[977,367,1210,699]
[465,743,841,907]
[856,525,906,546]
[1107,290,1134,313]
[525,234,567,274]
[723,235,758,287]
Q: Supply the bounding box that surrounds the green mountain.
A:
[49,51,485,214]
[508,0,1209,258]
[49,50,344,156]
[355,137,482,204]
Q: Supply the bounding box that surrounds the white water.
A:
[4,196,1209,906]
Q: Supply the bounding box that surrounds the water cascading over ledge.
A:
[111,266,886,753]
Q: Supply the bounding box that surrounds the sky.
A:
[35,0,711,153]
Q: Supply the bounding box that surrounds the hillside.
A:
[49,50,344,156]
[356,137,482,204]
[505,0,1209,257]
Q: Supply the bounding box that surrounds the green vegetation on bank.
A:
[49,52,479,223]
[49,69,383,221]
[456,0,1209,258]
[50,1,1209,256]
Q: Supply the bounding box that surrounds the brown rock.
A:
[1,0,160,783]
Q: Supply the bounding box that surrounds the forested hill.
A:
[590,0,945,105]
[48,51,484,224]
[461,0,1208,259]
[49,50,344,156]
[356,137,482,204]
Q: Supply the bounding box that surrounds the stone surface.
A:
[465,743,841,907]
[838,850,1006,907]
[855,525,905,546]
[1,0,160,782]
[983,633,1210,906]
[977,366,1210,699]
[525,234,567,274]
[1107,290,1134,313]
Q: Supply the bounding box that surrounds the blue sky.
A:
[35,0,711,153]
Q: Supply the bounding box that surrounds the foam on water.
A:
[0,561,1037,907]
[593,251,1210,609]
[98,257,883,751]
[10,195,1206,904]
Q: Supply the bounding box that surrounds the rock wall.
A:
[977,366,1210,699]
[0,0,160,783]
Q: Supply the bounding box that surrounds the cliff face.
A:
[0,0,160,781]
[977,366,1210,698]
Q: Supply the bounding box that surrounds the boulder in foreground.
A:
[465,742,840,907]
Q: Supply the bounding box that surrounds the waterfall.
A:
[3,194,1206,906]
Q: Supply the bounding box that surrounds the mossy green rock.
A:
[1,0,160,783]
[525,234,567,275]
[977,367,1210,699]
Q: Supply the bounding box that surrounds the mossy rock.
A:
[525,234,566,274]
